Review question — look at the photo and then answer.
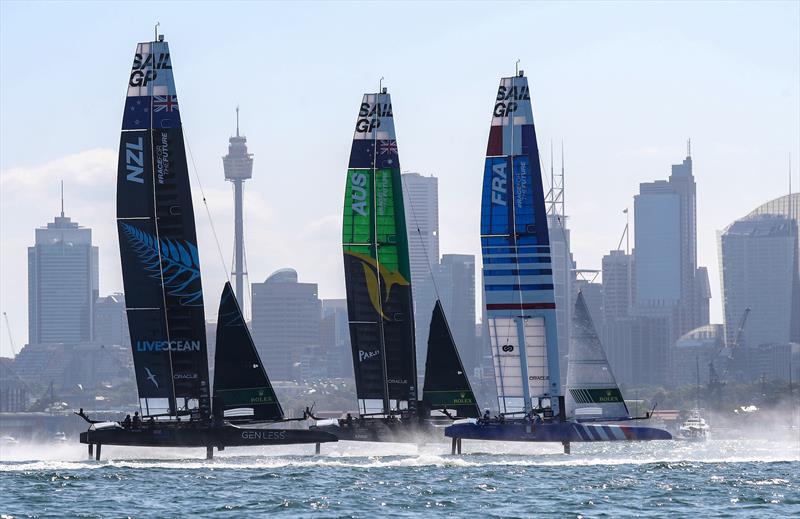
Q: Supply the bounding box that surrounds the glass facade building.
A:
[27,212,98,345]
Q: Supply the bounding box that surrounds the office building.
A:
[94,293,129,348]
[602,250,635,321]
[251,269,321,381]
[548,214,575,387]
[402,172,440,378]
[28,205,98,345]
[435,254,479,376]
[718,213,799,352]
[634,148,709,338]
[320,299,352,379]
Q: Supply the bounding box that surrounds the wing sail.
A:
[117,38,210,418]
[481,73,561,415]
[343,91,418,415]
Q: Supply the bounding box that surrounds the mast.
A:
[372,82,390,414]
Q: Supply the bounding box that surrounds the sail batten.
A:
[343,91,417,416]
[117,38,210,419]
[481,73,561,416]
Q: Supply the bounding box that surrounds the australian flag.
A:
[349,139,399,169]
[122,96,150,130]
[153,95,180,129]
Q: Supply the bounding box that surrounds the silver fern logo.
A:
[120,222,203,305]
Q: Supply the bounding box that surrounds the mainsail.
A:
[422,301,481,418]
[117,36,210,418]
[213,282,283,421]
[342,88,418,416]
[565,292,629,421]
[481,71,561,415]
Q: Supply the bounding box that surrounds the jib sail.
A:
[422,301,481,418]
[117,36,210,418]
[565,292,629,421]
[342,88,418,416]
[213,282,284,422]
[481,71,561,415]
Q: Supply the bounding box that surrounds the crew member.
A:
[122,414,132,428]
[132,411,141,428]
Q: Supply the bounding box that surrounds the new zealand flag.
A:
[122,96,151,130]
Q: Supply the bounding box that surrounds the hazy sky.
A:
[1,1,798,357]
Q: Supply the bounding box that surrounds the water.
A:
[1,438,798,517]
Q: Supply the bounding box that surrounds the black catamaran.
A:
[311,87,478,442]
[77,34,336,458]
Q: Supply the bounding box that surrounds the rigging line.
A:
[183,127,231,285]
[242,235,252,322]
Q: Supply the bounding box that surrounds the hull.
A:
[445,421,672,442]
[79,423,337,448]
[311,418,445,443]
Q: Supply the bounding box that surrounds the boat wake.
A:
[2,437,797,472]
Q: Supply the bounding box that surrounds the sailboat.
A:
[311,87,478,442]
[445,71,671,453]
[77,33,336,459]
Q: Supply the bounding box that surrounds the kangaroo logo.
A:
[345,250,408,321]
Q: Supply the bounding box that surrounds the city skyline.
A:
[1,2,799,357]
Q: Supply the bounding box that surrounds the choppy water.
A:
[1,437,798,518]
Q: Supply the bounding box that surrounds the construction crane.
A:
[708,308,750,405]
[2,311,17,357]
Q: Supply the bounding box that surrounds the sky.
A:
[1,1,798,357]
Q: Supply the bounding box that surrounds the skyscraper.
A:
[548,214,575,387]
[320,299,351,379]
[602,250,635,321]
[402,172,439,379]
[436,254,478,375]
[251,268,321,381]
[634,146,709,337]
[718,213,799,351]
[94,293,129,348]
[601,250,637,386]
[28,201,98,345]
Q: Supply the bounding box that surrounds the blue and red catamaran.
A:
[444,70,670,453]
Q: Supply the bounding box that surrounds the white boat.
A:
[0,435,20,446]
[677,409,710,441]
